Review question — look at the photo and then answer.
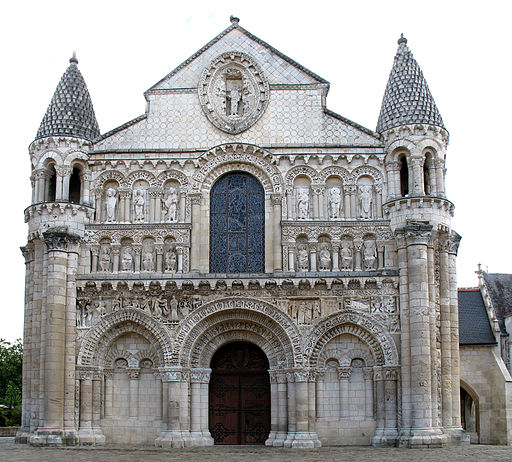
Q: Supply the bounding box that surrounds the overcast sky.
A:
[0,0,510,342]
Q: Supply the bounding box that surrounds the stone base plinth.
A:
[372,429,398,447]
[187,431,214,446]
[444,427,470,445]
[155,431,185,448]
[284,432,321,448]
[397,428,448,448]
[29,428,78,446]
[77,427,105,445]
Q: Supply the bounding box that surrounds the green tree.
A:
[0,339,22,426]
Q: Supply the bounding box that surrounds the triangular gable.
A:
[147,23,329,91]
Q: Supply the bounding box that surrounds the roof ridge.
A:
[324,108,381,140]
[146,21,329,93]
[93,114,147,143]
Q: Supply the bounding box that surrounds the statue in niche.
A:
[170,296,179,322]
[341,244,353,271]
[105,187,117,223]
[99,245,111,272]
[358,184,373,219]
[313,300,321,320]
[318,245,331,271]
[363,240,377,270]
[296,188,310,220]
[165,248,177,272]
[297,246,309,272]
[142,250,154,272]
[163,188,178,222]
[298,300,311,324]
[82,300,92,327]
[328,187,342,219]
[121,248,133,271]
[133,189,145,222]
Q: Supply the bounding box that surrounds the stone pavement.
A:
[2,438,512,462]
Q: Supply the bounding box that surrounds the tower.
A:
[377,35,467,447]
[18,54,99,445]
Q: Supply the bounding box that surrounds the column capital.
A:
[383,366,400,381]
[395,221,433,246]
[448,231,462,256]
[159,367,184,382]
[362,367,374,381]
[20,244,35,263]
[55,165,73,177]
[43,229,80,251]
[270,192,283,206]
[337,367,352,380]
[190,368,211,383]
[126,368,140,379]
[189,192,202,205]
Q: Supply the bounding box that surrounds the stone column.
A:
[410,156,424,195]
[154,189,163,222]
[189,193,201,272]
[283,371,296,447]
[448,232,467,443]
[291,370,319,448]
[349,186,357,218]
[77,369,94,444]
[156,368,186,448]
[286,188,293,220]
[179,187,187,222]
[396,222,446,447]
[309,244,317,272]
[127,368,140,418]
[266,371,279,446]
[375,184,383,217]
[271,193,283,271]
[354,239,363,271]
[177,247,184,273]
[55,166,72,201]
[343,186,351,218]
[332,243,340,271]
[315,370,325,419]
[372,367,386,445]
[383,367,398,445]
[363,367,374,418]
[189,369,213,446]
[30,231,79,446]
[133,245,141,273]
[81,172,91,205]
[180,371,191,445]
[377,241,385,270]
[103,370,114,419]
[90,246,99,273]
[111,245,120,273]
[148,188,157,222]
[386,161,400,199]
[118,188,131,223]
[288,244,296,272]
[273,371,288,447]
[435,159,446,197]
[92,372,105,443]
[338,367,351,418]
[155,245,164,273]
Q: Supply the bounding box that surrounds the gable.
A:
[148,25,327,91]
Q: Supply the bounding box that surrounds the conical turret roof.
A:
[36,54,100,141]
[376,35,445,133]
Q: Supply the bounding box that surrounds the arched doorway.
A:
[209,341,270,445]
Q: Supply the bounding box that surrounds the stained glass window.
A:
[210,173,265,273]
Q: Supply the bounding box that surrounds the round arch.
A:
[304,310,399,367]
[172,297,303,368]
[77,309,173,367]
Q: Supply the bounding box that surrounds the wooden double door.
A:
[209,342,270,445]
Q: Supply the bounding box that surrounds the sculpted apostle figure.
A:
[341,244,353,271]
[359,184,373,219]
[170,296,179,322]
[105,188,117,222]
[99,246,111,272]
[165,248,177,272]
[163,188,178,222]
[328,187,342,219]
[363,240,377,270]
[121,248,133,272]
[296,189,310,220]
[319,245,331,271]
[142,250,154,272]
[133,189,145,222]
[297,246,309,271]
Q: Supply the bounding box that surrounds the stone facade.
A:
[18,18,468,448]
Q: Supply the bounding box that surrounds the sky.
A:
[0,0,510,342]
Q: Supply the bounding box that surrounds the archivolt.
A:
[77,309,173,367]
[172,297,302,368]
[304,310,399,367]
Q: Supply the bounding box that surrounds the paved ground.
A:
[2,438,512,461]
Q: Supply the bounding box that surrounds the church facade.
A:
[18,18,467,448]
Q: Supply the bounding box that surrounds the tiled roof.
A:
[376,35,445,133]
[36,54,100,141]
[458,289,497,346]
[483,273,512,333]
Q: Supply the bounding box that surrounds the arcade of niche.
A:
[18,17,467,449]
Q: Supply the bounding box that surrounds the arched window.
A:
[69,167,82,204]
[399,155,409,197]
[47,164,56,202]
[210,172,265,273]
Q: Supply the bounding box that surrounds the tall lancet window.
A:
[210,172,265,273]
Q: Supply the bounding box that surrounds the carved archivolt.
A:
[318,345,374,369]
[95,170,127,189]
[84,227,190,246]
[77,308,173,367]
[285,165,320,188]
[192,144,283,194]
[156,170,189,188]
[172,297,302,368]
[352,166,383,184]
[127,170,157,187]
[304,310,399,367]
[318,166,350,184]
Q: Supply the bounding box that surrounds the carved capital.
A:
[362,367,374,381]
[43,229,80,252]
[270,193,283,206]
[383,366,399,381]
[387,161,400,171]
[161,368,183,382]
[294,369,309,382]
[126,368,140,379]
[409,156,424,168]
[190,368,211,383]
[396,221,432,246]
[20,245,34,263]
[55,165,73,177]
[189,193,202,206]
[337,367,352,380]
[448,231,462,256]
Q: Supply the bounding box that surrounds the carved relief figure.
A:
[99,245,111,272]
[297,245,309,272]
[363,240,377,270]
[319,245,331,271]
[105,187,117,223]
[358,184,373,219]
[328,187,342,219]
[165,248,177,272]
[121,248,134,272]
[296,188,310,220]
[341,243,353,271]
[133,189,145,222]
[170,296,179,322]
[142,250,154,272]
[163,188,178,222]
